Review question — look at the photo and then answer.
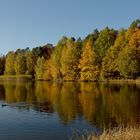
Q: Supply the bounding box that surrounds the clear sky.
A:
[0,0,139,54]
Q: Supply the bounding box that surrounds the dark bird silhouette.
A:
[2,104,7,107]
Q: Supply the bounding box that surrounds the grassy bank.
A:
[0,75,33,80]
[71,126,140,140]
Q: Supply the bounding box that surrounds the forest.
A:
[0,19,140,81]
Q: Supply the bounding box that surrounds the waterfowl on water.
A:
[2,104,7,107]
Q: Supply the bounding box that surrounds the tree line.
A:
[1,19,140,81]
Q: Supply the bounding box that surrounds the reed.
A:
[70,126,140,140]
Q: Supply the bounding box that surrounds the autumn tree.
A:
[5,51,16,75]
[43,60,52,80]
[14,53,27,75]
[50,36,67,80]
[60,38,82,80]
[79,39,99,81]
[35,57,45,80]
[129,28,140,48]
[25,51,36,76]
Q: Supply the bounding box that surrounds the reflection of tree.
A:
[79,83,100,124]
[35,81,54,113]
[14,81,27,102]
[34,82,82,123]
[101,84,140,126]
[50,82,62,106]
[79,83,140,128]
[3,81,32,104]
[0,81,140,127]
[0,83,5,100]
[25,82,36,104]
[56,82,81,124]
[4,80,16,103]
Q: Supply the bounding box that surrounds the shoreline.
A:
[0,75,33,81]
[0,75,140,84]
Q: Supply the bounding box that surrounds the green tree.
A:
[118,47,140,79]
[83,29,99,46]
[41,44,54,59]
[117,28,140,79]
[32,46,42,58]
[15,53,27,75]
[79,39,99,81]
[101,29,127,79]
[129,19,140,30]
[5,52,16,75]
[94,27,117,64]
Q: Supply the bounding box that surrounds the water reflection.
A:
[0,81,140,128]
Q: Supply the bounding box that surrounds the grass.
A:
[70,126,140,140]
[0,75,33,80]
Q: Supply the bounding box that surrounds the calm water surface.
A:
[0,80,140,140]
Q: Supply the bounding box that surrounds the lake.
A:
[0,80,140,140]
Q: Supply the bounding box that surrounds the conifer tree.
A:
[5,52,16,75]
[15,53,27,75]
[35,57,45,80]
[101,29,127,79]
[60,38,81,80]
[25,51,36,76]
[79,39,99,81]
[43,60,52,80]
[118,47,140,79]
[94,27,117,64]
[50,36,67,80]
[117,28,140,79]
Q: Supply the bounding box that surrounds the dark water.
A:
[0,81,140,140]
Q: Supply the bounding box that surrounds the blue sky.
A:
[0,0,139,54]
